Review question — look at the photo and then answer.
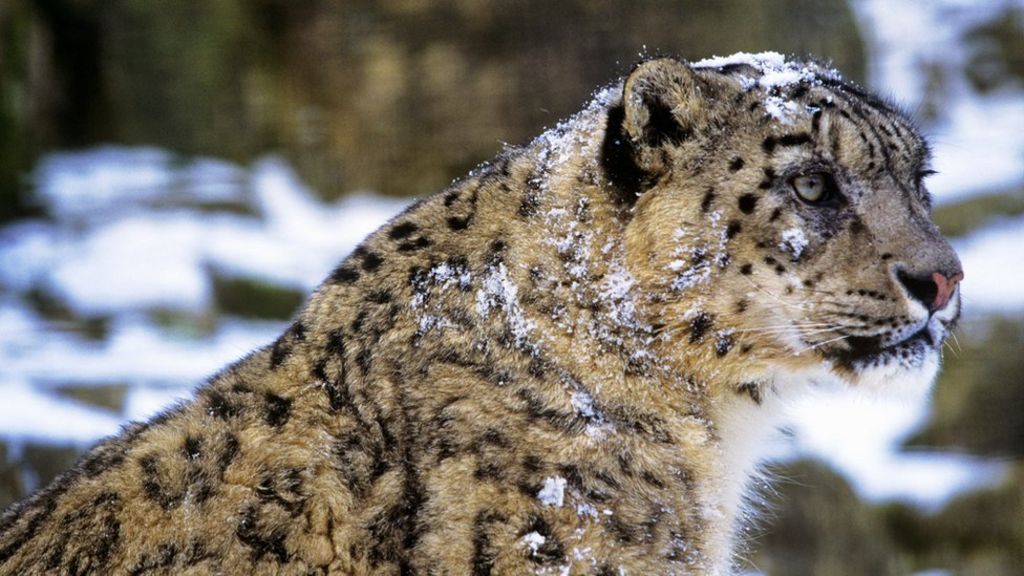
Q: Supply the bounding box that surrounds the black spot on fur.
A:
[330,265,360,284]
[608,514,651,545]
[489,240,507,263]
[729,157,745,172]
[474,460,505,481]
[206,390,239,420]
[737,381,763,405]
[270,340,290,366]
[183,435,202,462]
[139,455,180,510]
[715,333,734,357]
[218,433,240,473]
[689,312,714,343]
[448,215,472,231]
[365,503,409,566]
[389,221,418,240]
[522,515,565,564]
[443,191,460,207]
[0,495,58,564]
[517,388,584,434]
[236,505,289,563]
[811,108,823,132]
[397,237,432,252]
[519,182,541,218]
[523,454,544,473]
[361,251,384,272]
[849,217,866,234]
[769,207,783,222]
[763,132,812,154]
[641,470,665,489]
[79,445,126,478]
[701,189,715,213]
[128,542,181,575]
[366,289,393,304]
[472,511,504,575]
[738,194,758,214]
[726,221,742,239]
[740,263,753,275]
[269,323,303,369]
[321,331,350,411]
[264,393,292,427]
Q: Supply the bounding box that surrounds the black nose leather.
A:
[897,271,937,309]
[897,270,963,312]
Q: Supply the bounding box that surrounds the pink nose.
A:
[932,271,963,312]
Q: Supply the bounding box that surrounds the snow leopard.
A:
[0,53,962,575]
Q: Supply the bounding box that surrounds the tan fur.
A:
[0,56,961,575]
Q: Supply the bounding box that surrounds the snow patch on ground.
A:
[0,381,123,445]
[953,217,1024,312]
[786,387,1007,509]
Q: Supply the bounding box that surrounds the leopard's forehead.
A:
[690,52,932,177]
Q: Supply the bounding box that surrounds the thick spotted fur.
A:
[0,55,961,575]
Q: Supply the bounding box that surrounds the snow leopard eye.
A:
[790,172,836,204]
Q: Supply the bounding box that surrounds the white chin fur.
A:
[845,347,941,401]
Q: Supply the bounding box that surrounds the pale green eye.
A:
[791,173,828,203]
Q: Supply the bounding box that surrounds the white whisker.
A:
[795,333,851,355]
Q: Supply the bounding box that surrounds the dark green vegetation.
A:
[933,185,1024,239]
[210,269,305,320]
[0,0,863,202]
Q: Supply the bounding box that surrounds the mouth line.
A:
[823,323,939,368]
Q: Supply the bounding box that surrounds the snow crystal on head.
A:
[691,51,834,89]
[522,531,546,554]
[779,227,808,261]
[538,476,567,507]
[693,51,839,125]
[692,51,789,71]
[668,211,729,292]
[531,83,619,184]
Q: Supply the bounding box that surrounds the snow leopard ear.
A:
[621,58,708,152]
[601,58,712,205]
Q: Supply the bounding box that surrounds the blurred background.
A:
[0,0,1021,574]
